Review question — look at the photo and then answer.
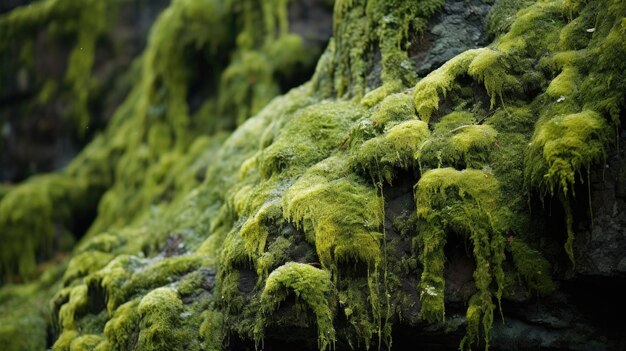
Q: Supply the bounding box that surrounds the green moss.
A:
[413,49,481,122]
[69,335,103,351]
[3,0,625,350]
[0,175,96,281]
[255,262,335,350]
[467,49,521,108]
[100,300,140,350]
[351,120,430,183]
[370,92,417,128]
[320,0,444,98]
[414,168,506,348]
[199,310,225,351]
[526,110,610,195]
[259,101,365,178]
[283,157,383,272]
[417,113,499,170]
[136,287,185,351]
[508,238,556,294]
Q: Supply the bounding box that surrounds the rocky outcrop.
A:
[0,0,625,350]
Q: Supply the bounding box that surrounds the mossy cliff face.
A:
[0,0,625,350]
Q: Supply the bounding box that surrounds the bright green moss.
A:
[414,47,521,122]
[413,49,481,122]
[257,236,292,280]
[63,252,114,286]
[417,114,498,170]
[100,300,140,350]
[414,168,506,348]
[255,262,335,350]
[525,110,610,197]
[136,287,186,351]
[351,120,430,183]
[360,80,405,108]
[259,101,366,178]
[546,66,580,98]
[199,310,225,351]
[467,49,521,108]
[525,110,611,262]
[496,0,565,55]
[283,157,383,272]
[370,92,417,129]
[322,0,444,98]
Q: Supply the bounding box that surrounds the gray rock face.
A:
[411,0,492,77]
[575,136,626,276]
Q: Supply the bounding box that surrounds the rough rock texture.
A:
[0,0,625,350]
[411,0,493,76]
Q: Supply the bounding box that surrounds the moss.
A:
[255,262,335,350]
[3,0,625,350]
[259,101,366,178]
[69,335,103,351]
[199,310,225,351]
[414,48,521,122]
[417,113,499,170]
[135,287,186,351]
[0,281,53,351]
[0,174,96,281]
[508,238,556,294]
[283,157,383,272]
[351,120,430,183]
[496,0,565,55]
[62,252,114,286]
[370,92,417,129]
[414,168,506,348]
[413,49,481,122]
[100,300,140,350]
[525,110,610,262]
[320,0,444,98]
[467,49,521,108]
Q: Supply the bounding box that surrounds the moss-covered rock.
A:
[1,0,625,350]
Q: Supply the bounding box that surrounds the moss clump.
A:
[136,287,186,351]
[414,48,520,122]
[255,262,335,350]
[418,114,499,170]
[284,157,383,272]
[507,238,556,295]
[351,120,430,183]
[526,110,610,198]
[259,101,365,178]
[525,110,610,262]
[370,92,417,128]
[414,168,506,350]
[0,174,97,281]
[319,0,444,98]
[413,49,481,123]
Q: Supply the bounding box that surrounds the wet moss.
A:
[255,262,335,350]
[1,0,624,350]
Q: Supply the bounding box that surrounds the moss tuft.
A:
[255,262,335,350]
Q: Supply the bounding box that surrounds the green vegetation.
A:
[0,0,624,350]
